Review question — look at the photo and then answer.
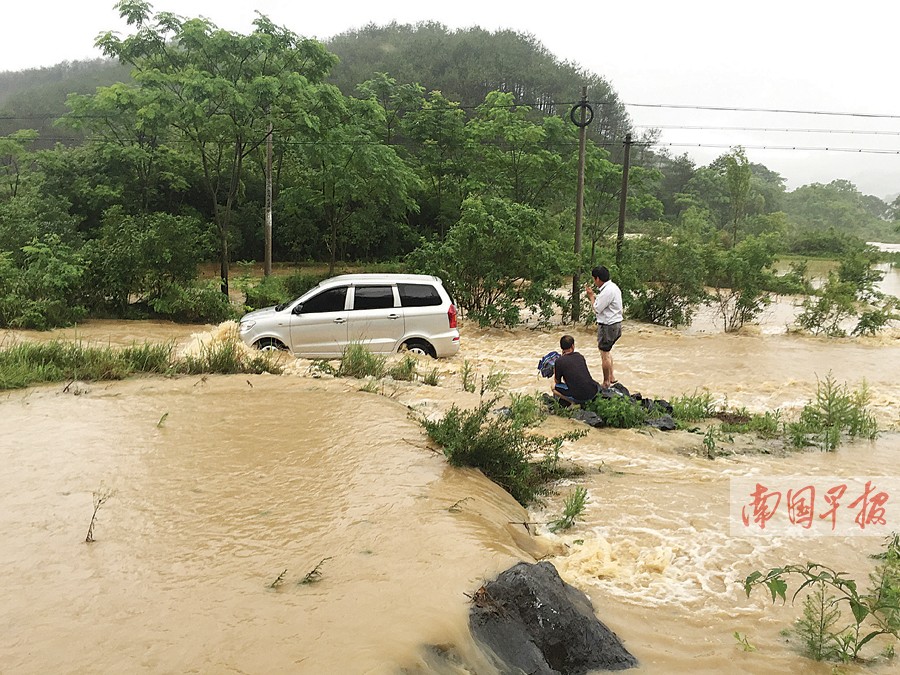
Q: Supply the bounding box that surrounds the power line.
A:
[633,124,900,137]
[624,102,900,120]
[651,142,900,155]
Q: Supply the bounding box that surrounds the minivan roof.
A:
[321,273,442,286]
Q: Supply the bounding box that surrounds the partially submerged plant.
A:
[85,486,116,543]
[459,359,476,393]
[388,353,418,381]
[300,557,333,585]
[548,487,588,533]
[338,343,386,379]
[270,569,288,588]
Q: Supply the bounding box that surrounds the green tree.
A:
[0,130,38,201]
[407,195,570,326]
[96,1,338,294]
[281,91,421,272]
[706,234,779,332]
[464,90,570,209]
[400,90,468,238]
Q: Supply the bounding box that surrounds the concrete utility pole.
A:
[571,87,590,323]
[615,133,632,267]
[264,122,273,277]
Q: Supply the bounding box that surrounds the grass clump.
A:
[583,394,648,428]
[422,367,440,386]
[459,359,476,392]
[548,486,588,533]
[671,389,716,423]
[0,333,278,391]
[177,337,280,375]
[338,343,386,379]
[420,398,584,506]
[388,353,418,381]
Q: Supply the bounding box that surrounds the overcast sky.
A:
[3,1,899,199]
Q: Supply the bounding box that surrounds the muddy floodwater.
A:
[3,270,900,674]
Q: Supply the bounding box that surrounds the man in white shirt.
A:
[584,265,623,389]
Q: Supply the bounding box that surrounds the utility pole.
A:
[571,87,590,323]
[264,122,273,277]
[615,133,632,267]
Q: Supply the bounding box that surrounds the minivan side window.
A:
[398,283,442,307]
[352,285,395,310]
[300,287,347,313]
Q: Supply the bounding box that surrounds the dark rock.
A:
[469,561,638,674]
[608,382,630,397]
[645,414,677,431]
[572,409,604,428]
[652,399,674,415]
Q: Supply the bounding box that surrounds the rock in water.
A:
[469,561,637,674]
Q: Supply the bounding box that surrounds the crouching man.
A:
[552,335,601,406]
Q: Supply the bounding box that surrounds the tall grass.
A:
[0,335,279,390]
[338,343,387,379]
[177,337,279,375]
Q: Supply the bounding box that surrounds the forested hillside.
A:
[0,7,897,334]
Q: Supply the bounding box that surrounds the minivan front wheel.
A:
[254,337,287,352]
[402,339,436,358]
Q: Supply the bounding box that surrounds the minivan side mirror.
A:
[292,303,303,315]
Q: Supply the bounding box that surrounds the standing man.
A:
[585,265,623,389]
[552,334,600,406]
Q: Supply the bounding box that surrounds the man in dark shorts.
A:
[585,265,623,389]
[552,334,600,406]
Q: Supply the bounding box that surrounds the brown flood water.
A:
[3,283,900,673]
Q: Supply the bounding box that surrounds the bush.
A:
[706,234,779,332]
[420,398,583,506]
[583,395,648,428]
[283,271,328,299]
[0,236,88,329]
[620,235,710,327]
[149,281,238,323]
[81,209,209,313]
[408,196,571,327]
[240,274,287,311]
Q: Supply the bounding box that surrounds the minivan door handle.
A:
[387,314,400,320]
[333,318,346,324]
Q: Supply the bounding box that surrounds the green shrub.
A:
[149,281,238,323]
[0,237,88,329]
[240,274,287,311]
[508,392,547,428]
[787,374,878,451]
[548,486,588,533]
[745,534,900,662]
[583,395,648,428]
[283,272,328,299]
[408,195,571,327]
[420,398,583,506]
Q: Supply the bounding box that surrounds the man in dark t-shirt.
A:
[552,334,600,406]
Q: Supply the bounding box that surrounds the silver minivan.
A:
[238,273,460,358]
